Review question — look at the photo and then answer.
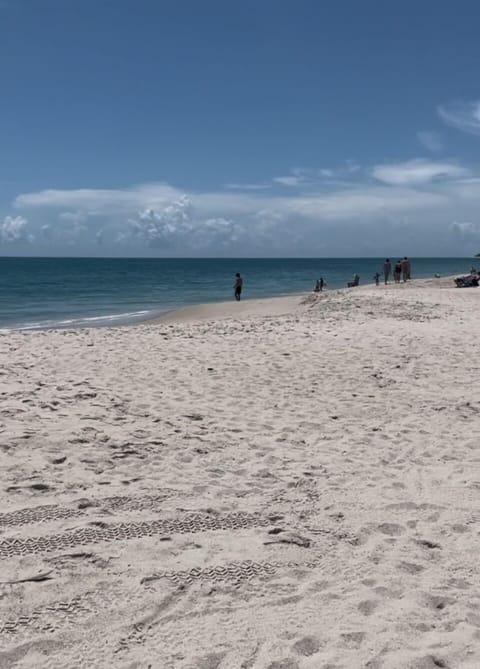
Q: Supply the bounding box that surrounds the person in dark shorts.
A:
[234,272,243,301]
[394,260,402,283]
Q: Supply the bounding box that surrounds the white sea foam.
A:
[0,309,159,333]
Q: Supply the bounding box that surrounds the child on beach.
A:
[373,272,380,286]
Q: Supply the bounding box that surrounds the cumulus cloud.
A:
[372,159,469,186]
[54,212,89,245]
[417,130,444,153]
[438,100,480,136]
[124,196,247,250]
[127,195,193,247]
[59,210,88,224]
[1,215,33,244]
[11,156,480,255]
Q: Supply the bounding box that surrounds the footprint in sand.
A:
[377,522,405,536]
[291,635,321,657]
[340,631,365,649]
[358,599,379,616]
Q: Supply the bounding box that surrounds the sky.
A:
[2,0,480,257]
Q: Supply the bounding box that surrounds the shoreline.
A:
[145,274,461,325]
[1,258,474,332]
[0,275,462,332]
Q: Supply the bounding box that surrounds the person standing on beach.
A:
[384,259,391,284]
[373,272,380,286]
[394,260,402,283]
[401,257,410,282]
[234,272,243,301]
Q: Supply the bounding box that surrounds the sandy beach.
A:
[1,278,480,669]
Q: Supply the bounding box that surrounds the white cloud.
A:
[417,130,444,152]
[59,210,88,223]
[127,195,193,246]
[273,164,362,188]
[274,164,364,189]
[273,176,304,187]
[11,179,451,228]
[123,197,247,251]
[197,218,245,247]
[224,183,270,190]
[1,215,33,244]
[10,156,480,255]
[438,100,480,136]
[15,183,179,213]
[40,224,51,240]
[55,211,89,245]
[372,158,469,186]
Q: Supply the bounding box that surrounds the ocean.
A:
[0,257,473,331]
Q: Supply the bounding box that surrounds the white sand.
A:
[155,294,303,324]
[1,279,479,668]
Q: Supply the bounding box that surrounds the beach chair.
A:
[347,275,360,288]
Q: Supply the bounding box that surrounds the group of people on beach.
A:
[313,258,412,293]
[234,258,413,301]
[382,257,411,285]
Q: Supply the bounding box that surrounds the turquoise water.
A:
[0,257,472,330]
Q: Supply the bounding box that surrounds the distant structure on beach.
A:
[347,273,360,288]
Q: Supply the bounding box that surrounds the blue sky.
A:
[2,0,480,256]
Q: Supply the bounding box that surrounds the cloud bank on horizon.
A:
[3,100,480,256]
